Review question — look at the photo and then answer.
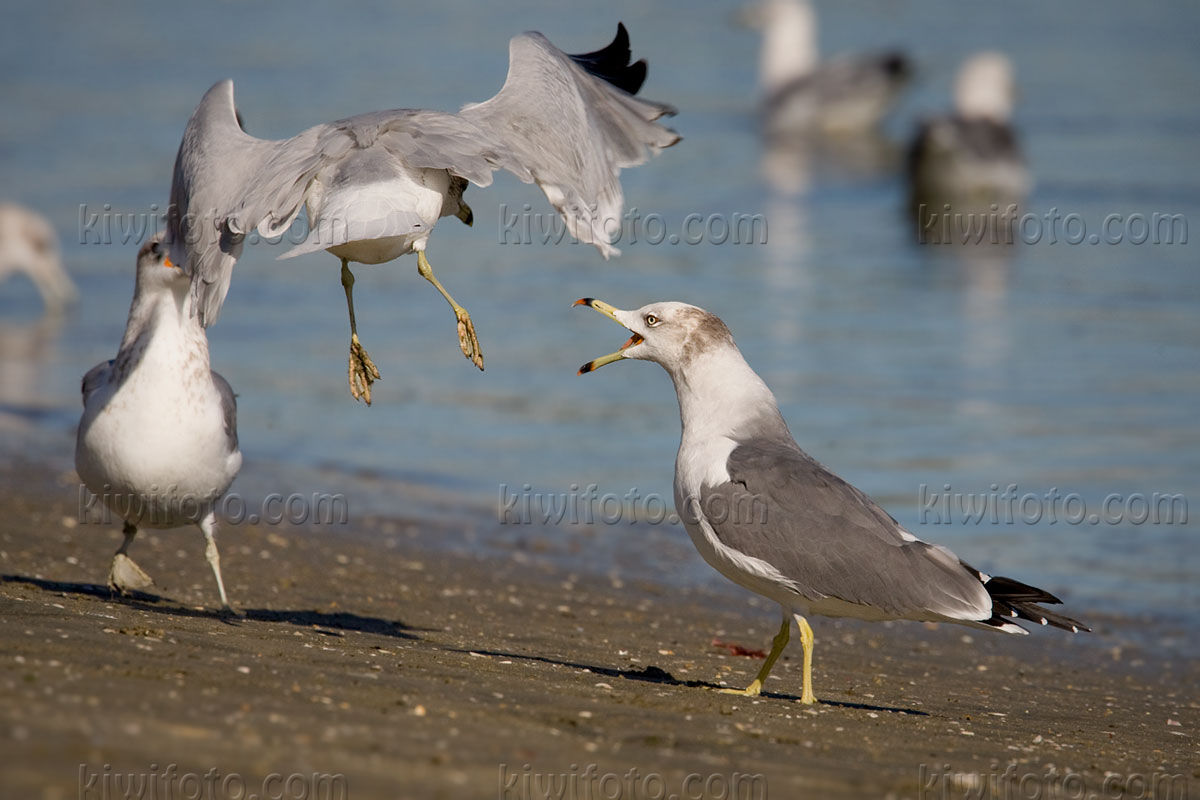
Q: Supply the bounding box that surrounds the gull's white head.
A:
[954,51,1016,122]
[135,232,188,295]
[748,0,819,93]
[574,298,735,375]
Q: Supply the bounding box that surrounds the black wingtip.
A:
[983,575,1089,633]
[568,23,649,95]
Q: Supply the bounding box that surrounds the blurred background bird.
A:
[907,51,1031,241]
[0,202,77,313]
[744,0,912,140]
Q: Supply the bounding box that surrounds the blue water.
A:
[1,2,1197,653]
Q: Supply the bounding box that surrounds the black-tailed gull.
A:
[168,24,679,405]
[575,298,1086,703]
[75,233,242,611]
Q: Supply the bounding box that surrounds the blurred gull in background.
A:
[0,202,77,313]
[907,51,1032,237]
[168,24,679,405]
[747,0,911,139]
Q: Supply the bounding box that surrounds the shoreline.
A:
[2,458,1196,799]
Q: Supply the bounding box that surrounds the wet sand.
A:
[1,459,1196,800]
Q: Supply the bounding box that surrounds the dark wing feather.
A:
[699,437,993,621]
[80,360,113,405]
[567,22,648,95]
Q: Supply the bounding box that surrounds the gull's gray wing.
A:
[697,437,994,622]
[168,80,333,327]
[210,370,239,453]
[80,360,113,405]
[457,25,680,257]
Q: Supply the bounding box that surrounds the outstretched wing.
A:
[698,437,993,622]
[457,24,680,258]
[167,80,332,327]
[168,25,679,325]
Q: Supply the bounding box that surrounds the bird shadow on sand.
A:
[2,574,427,640]
[453,646,927,715]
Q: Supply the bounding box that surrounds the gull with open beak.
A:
[575,298,1086,703]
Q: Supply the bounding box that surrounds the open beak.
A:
[573,298,643,374]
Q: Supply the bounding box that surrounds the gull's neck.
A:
[761,0,819,94]
[116,284,207,378]
[667,344,787,446]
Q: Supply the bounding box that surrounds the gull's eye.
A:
[644,314,660,327]
[150,240,161,257]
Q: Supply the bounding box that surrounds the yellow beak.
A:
[573,298,642,374]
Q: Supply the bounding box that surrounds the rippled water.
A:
[2,1,1197,651]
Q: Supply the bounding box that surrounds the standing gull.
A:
[575,299,1086,703]
[168,24,679,405]
[75,233,242,611]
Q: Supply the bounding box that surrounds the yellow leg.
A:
[795,614,816,704]
[718,614,791,697]
[341,259,381,404]
[416,250,483,370]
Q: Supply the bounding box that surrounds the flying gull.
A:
[746,0,910,138]
[76,232,242,611]
[0,202,77,312]
[575,299,1086,703]
[168,24,679,405]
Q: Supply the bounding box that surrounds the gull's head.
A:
[574,298,735,375]
[954,51,1015,122]
[135,232,187,294]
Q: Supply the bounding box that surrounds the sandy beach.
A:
[1,456,1194,800]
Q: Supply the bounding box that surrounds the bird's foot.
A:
[798,686,816,705]
[717,679,763,697]
[348,334,382,405]
[108,553,153,595]
[455,308,484,370]
[217,603,245,621]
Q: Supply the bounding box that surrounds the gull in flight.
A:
[76,233,242,611]
[168,24,679,404]
[576,298,1086,703]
